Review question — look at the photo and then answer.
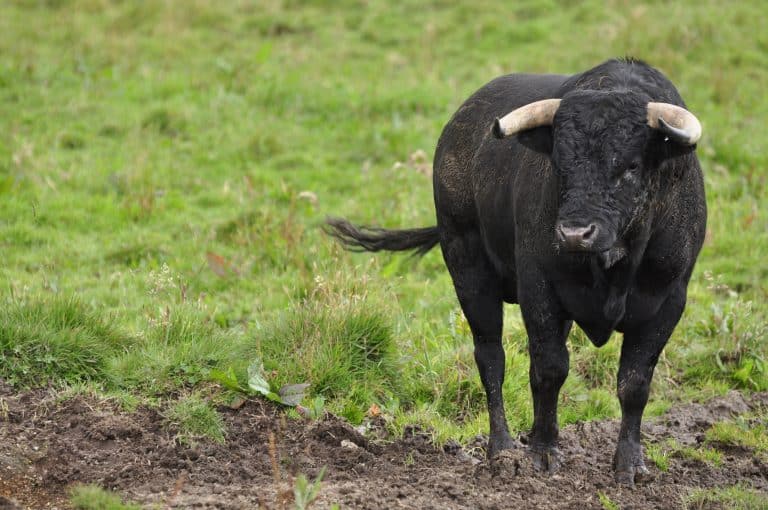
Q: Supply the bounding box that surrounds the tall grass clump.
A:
[107,306,237,394]
[0,295,130,386]
[107,263,245,394]
[69,484,141,510]
[680,273,767,391]
[239,267,399,422]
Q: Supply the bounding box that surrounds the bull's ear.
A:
[493,98,559,154]
[516,126,553,155]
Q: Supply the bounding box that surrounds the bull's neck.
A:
[590,230,651,327]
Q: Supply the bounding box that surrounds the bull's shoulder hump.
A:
[484,72,571,88]
[436,72,570,166]
[480,73,570,98]
[454,73,571,121]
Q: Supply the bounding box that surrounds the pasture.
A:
[0,0,766,508]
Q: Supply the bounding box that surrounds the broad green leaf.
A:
[247,361,271,396]
[209,367,244,392]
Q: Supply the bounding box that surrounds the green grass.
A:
[69,484,142,510]
[165,392,226,445]
[0,296,130,386]
[293,468,327,510]
[598,491,620,510]
[107,302,239,395]
[685,485,768,510]
[645,438,724,472]
[705,414,768,454]
[646,440,673,472]
[677,445,723,468]
[235,270,400,419]
[1,0,767,450]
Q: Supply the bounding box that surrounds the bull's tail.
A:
[324,217,440,257]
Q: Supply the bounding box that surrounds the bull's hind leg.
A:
[440,230,512,459]
[614,286,686,486]
[518,271,572,473]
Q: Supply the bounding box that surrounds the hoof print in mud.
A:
[489,448,531,479]
[310,421,369,450]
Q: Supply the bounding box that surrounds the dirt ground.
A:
[0,380,766,510]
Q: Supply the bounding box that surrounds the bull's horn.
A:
[646,102,702,145]
[492,99,561,139]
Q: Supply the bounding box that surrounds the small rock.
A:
[341,439,359,450]
[443,439,462,455]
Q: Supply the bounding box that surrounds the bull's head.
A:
[492,92,701,259]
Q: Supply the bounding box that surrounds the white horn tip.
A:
[689,120,702,145]
[492,118,504,139]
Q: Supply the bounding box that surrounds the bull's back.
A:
[433,73,568,225]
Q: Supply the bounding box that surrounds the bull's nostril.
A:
[557,222,599,250]
[583,223,597,240]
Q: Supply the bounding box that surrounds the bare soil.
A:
[0,380,766,509]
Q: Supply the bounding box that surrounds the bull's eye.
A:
[612,160,640,186]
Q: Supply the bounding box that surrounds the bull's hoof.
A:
[486,433,515,460]
[613,439,650,486]
[614,462,650,486]
[528,444,563,474]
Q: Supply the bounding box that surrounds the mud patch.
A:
[0,385,766,509]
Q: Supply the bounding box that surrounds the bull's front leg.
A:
[614,286,686,486]
[519,281,572,473]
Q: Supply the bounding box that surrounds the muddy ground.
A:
[0,381,766,510]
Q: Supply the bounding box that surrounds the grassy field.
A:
[1,0,766,496]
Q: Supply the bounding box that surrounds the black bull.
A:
[326,58,706,485]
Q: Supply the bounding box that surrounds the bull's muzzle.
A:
[556,222,599,251]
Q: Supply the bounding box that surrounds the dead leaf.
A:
[206,251,237,277]
[229,396,246,410]
[741,207,758,229]
[367,403,381,417]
